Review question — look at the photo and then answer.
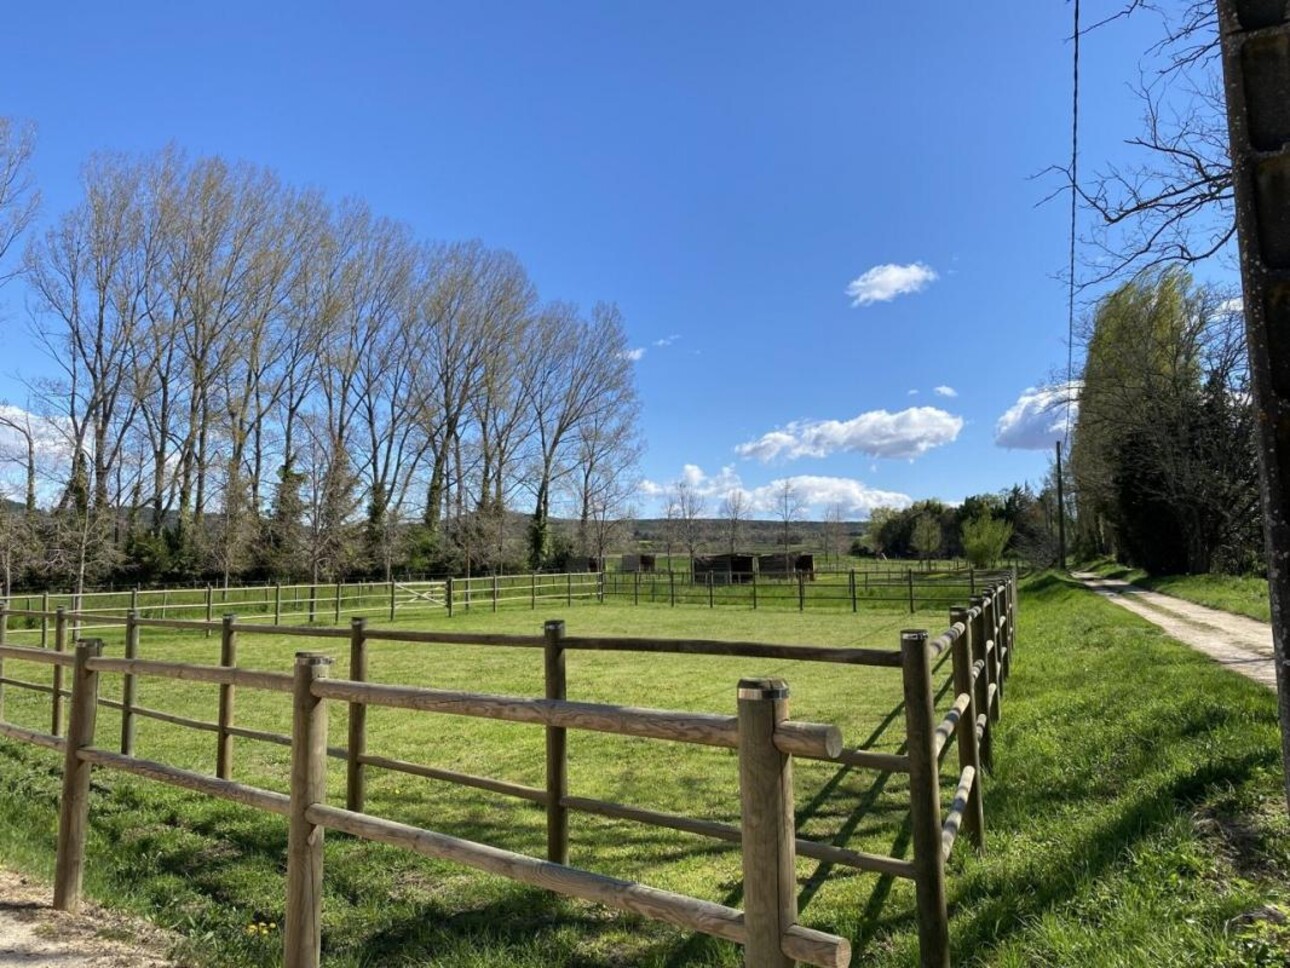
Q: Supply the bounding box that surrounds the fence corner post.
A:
[901,629,950,968]
[544,619,568,865]
[346,617,368,812]
[737,677,795,968]
[950,607,986,853]
[54,637,104,913]
[216,614,238,779]
[285,651,332,968]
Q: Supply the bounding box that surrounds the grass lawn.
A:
[1081,559,1272,624]
[0,580,1287,966]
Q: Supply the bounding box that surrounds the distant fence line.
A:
[0,576,1018,966]
[0,568,1015,637]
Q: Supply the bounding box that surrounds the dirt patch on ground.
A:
[1071,572,1278,690]
[0,869,179,966]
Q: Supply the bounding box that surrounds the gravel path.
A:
[0,869,178,966]
[1072,572,1278,690]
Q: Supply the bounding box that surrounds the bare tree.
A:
[718,489,748,555]
[823,502,847,565]
[671,480,706,577]
[774,480,805,563]
[0,117,38,286]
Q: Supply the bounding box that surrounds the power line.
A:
[1065,0,1081,447]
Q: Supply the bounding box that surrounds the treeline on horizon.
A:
[0,134,641,594]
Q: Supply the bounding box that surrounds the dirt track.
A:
[1072,572,1278,690]
[0,869,177,967]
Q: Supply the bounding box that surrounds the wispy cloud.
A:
[933,385,957,398]
[845,262,938,307]
[620,347,647,362]
[638,464,911,517]
[736,406,963,462]
[994,382,1080,450]
[653,334,681,348]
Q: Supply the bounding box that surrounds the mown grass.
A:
[1081,558,1272,624]
[0,579,1287,966]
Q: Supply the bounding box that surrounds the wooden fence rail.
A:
[0,576,1018,967]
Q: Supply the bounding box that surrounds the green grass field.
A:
[0,578,1286,966]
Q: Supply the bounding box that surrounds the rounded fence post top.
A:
[900,629,929,642]
[294,651,333,666]
[76,638,104,655]
[351,616,367,628]
[950,605,970,619]
[737,677,789,700]
[544,619,566,632]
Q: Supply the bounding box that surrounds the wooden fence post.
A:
[120,610,139,756]
[633,570,639,606]
[53,607,68,736]
[274,582,282,625]
[669,570,676,608]
[493,574,499,613]
[708,573,714,609]
[53,638,104,913]
[217,614,238,780]
[0,600,7,720]
[908,569,915,614]
[969,596,993,771]
[205,584,214,636]
[598,570,605,604]
[798,571,806,612]
[347,617,368,812]
[389,580,397,622]
[308,584,317,624]
[850,570,857,612]
[335,581,343,625]
[950,606,986,852]
[40,591,49,648]
[531,572,537,610]
[752,569,758,610]
[544,619,568,865]
[737,677,796,968]
[566,572,573,607]
[285,652,331,968]
[446,577,454,618]
[901,630,950,968]
[130,587,138,617]
[969,569,975,596]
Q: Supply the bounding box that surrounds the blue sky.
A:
[0,2,1214,518]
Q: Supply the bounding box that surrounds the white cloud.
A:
[653,334,681,348]
[736,406,963,462]
[907,389,919,396]
[994,382,1081,450]
[620,347,647,362]
[846,262,938,307]
[639,464,910,518]
[933,385,957,398]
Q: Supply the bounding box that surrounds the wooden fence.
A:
[1,566,1012,636]
[0,576,1017,967]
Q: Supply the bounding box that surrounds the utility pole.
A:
[1055,440,1067,572]
[1216,0,1290,814]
